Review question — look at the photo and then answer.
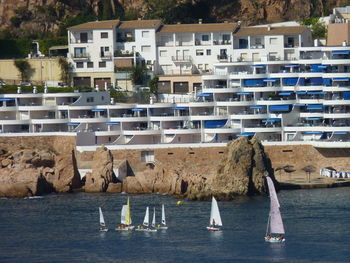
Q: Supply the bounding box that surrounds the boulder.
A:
[0,168,53,197]
[85,147,114,192]
[1,158,12,168]
[106,183,122,193]
[52,150,81,192]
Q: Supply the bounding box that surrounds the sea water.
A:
[0,188,349,263]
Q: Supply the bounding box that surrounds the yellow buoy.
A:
[177,201,183,206]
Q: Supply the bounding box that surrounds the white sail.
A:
[151,207,156,228]
[143,207,149,227]
[99,207,106,226]
[161,204,166,225]
[209,196,222,226]
[121,205,127,225]
[266,177,285,234]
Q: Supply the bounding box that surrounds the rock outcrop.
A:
[0,147,82,197]
[85,146,114,192]
[121,137,276,200]
[0,0,347,36]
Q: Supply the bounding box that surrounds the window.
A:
[87,97,94,103]
[196,49,204,56]
[206,49,211,55]
[80,32,88,43]
[239,39,248,49]
[270,37,278,45]
[87,62,93,68]
[146,60,152,65]
[223,34,230,41]
[99,61,106,68]
[198,64,203,70]
[202,35,209,41]
[160,50,167,57]
[141,151,154,162]
[142,31,150,38]
[76,62,84,68]
[141,45,151,52]
[255,38,262,45]
[74,47,87,58]
[101,32,108,38]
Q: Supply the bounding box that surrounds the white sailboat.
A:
[116,197,135,231]
[207,196,223,231]
[136,206,157,232]
[99,207,108,232]
[265,176,286,242]
[157,204,168,230]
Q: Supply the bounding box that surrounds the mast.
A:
[125,197,131,225]
[152,207,156,228]
[161,204,166,225]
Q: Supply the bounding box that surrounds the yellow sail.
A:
[125,197,132,225]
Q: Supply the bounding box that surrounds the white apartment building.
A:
[67,19,162,89]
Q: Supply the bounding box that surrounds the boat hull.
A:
[115,225,135,231]
[264,236,285,243]
[99,228,108,232]
[206,226,220,231]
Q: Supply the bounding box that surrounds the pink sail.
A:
[266,177,285,234]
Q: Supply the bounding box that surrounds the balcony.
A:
[217,54,228,62]
[171,55,192,63]
[117,37,135,42]
[70,39,93,44]
[100,52,113,59]
[71,53,90,60]
[213,40,231,45]
[250,44,265,49]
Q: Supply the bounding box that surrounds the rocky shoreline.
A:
[0,137,278,200]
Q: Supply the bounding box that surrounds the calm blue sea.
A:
[0,188,349,263]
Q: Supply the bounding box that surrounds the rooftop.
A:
[68,19,121,30]
[233,26,309,36]
[158,22,237,33]
[118,19,162,29]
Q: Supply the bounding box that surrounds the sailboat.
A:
[135,206,157,232]
[157,204,168,230]
[206,196,223,231]
[265,176,286,242]
[99,207,108,232]
[116,197,135,231]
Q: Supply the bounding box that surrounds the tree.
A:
[299,17,327,39]
[130,65,146,86]
[148,75,159,96]
[58,57,72,85]
[301,165,316,183]
[14,59,32,82]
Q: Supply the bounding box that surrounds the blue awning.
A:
[302,132,323,135]
[172,107,188,110]
[198,93,213,97]
[68,123,80,126]
[306,117,321,121]
[91,109,106,112]
[333,131,348,135]
[285,64,299,67]
[251,65,266,68]
[131,108,145,112]
[333,78,350,81]
[0,98,15,101]
[237,132,255,137]
[332,50,350,54]
[204,119,227,128]
[107,122,120,125]
[237,92,252,95]
[283,77,299,86]
[279,92,292,96]
[306,104,323,110]
[263,78,278,82]
[296,91,307,95]
[263,118,281,123]
[317,65,329,69]
[250,105,264,109]
[269,105,291,112]
[307,91,327,95]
